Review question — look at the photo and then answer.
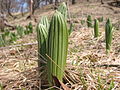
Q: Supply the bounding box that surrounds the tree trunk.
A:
[49,0,53,4]
[32,0,40,14]
[55,0,59,5]
[72,0,76,4]
[21,3,24,16]
[30,0,33,18]
[87,0,89,2]
[6,0,16,19]
[0,18,5,32]
[0,0,4,15]
[115,0,120,6]
[101,0,104,4]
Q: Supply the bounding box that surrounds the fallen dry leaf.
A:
[52,75,71,90]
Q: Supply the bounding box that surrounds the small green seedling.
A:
[94,19,99,38]
[87,15,92,28]
[105,19,113,54]
[16,25,24,38]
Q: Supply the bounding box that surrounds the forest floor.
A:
[0,0,120,90]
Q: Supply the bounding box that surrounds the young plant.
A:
[97,75,103,90]
[57,2,67,19]
[79,68,87,90]
[94,19,99,38]
[24,26,30,35]
[1,33,6,44]
[81,20,85,25]
[0,34,5,47]
[0,83,3,90]
[39,16,49,30]
[4,29,10,36]
[37,23,48,67]
[27,22,33,33]
[9,32,17,42]
[69,23,74,35]
[58,2,74,36]
[87,15,92,28]
[97,16,104,22]
[47,11,68,84]
[25,22,33,34]
[1,30,11,45]
[16,25,24,38]
[105,19,113,53]
[108,80,115,90]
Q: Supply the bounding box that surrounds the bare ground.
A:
[0,1,120,90]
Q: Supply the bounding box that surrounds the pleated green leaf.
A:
[94,19,99,38]
[47,11,68,84]
[87,15,92,28]
[57,2,67,19]
[105,19,113,53]
[39,16,49,31]
[37,23,48,67]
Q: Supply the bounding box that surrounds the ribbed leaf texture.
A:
[37,23,48,67]
[57,2,67,19]
[87,15,92,28]
[105,19,113,53]
[47,11,68,84]
[94,19,99,38]
[40,16,49,31]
